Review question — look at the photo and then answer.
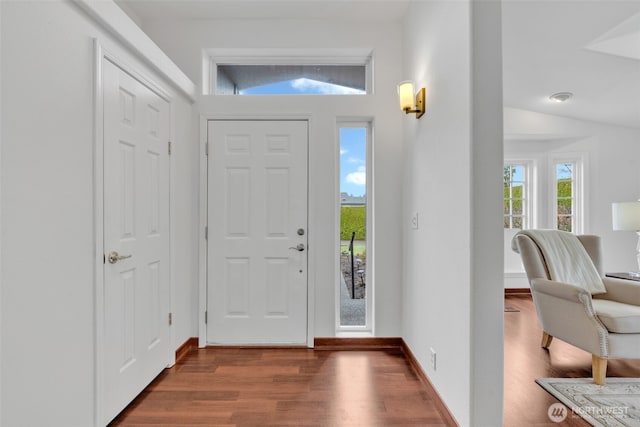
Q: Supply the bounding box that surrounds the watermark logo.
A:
[547,403,629,423]
[574,406,629,419]
[548,403,568,423]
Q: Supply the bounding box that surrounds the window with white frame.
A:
[204,48,373,95]
[216,64,367,95]
[337,122,372,332]
[504,163,530,229]
[552,158,583,233]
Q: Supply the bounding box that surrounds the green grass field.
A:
[340,206,366,240]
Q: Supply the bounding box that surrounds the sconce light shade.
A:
[398,81,415,111]
[612,200,640,275]
[612,201,640,231]
[397,81,426,119]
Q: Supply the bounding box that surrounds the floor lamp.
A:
[612,201,640,277]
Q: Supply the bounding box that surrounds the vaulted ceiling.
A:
[502,0,640,129]
[118,0,640,129]
[116,0,410,22]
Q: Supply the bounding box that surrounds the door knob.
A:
[289,244,305,252]
[108,251,132,264]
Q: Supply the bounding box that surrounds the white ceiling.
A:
[116,0,410,22]
[118,0,640,129]
[502,0,640,129]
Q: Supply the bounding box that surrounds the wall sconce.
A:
[397,81,425,119]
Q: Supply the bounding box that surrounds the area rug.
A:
[536,378,640,426]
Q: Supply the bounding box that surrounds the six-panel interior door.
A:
[102,58,171,422]
[207,120,308,344]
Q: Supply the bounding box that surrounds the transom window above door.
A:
[217,64,367,95]
[204,48,373,95]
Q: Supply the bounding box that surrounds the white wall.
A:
[171,96,200,346]
[401,1,504,425]
[140,18,405,337]
[0,0,3,421]
[505,107,640,278]
[0,1,198,425]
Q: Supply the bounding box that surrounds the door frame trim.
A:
[93,39,174,426]
[199,114,314,348]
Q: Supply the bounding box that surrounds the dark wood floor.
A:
[110,347,448,426]
[503,294,640,426]
[111,295,640,426]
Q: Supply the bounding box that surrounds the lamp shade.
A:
[612,201,640,231]
[398,81,415,111]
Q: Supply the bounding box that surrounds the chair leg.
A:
[541,332,553,349]
[592,355,607,385]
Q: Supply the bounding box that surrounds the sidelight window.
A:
[338,123,372,332]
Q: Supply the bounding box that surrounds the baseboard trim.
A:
[505,288,531,295]
[401,340,459,427]
[175,337,198,363]
[205,345,308,350]
[313,337,403,350]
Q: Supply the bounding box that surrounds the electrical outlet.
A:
[430,347,437,371]
[411,212,419,229]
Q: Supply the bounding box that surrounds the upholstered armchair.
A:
[512,231,640,385]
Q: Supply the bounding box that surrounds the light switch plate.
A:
[430,347,436,370]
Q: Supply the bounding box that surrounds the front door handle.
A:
[108,251,132,264]
[289,244,305,252]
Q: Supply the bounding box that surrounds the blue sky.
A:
[507,163,572,183]
[340,128,367,197]
[240,78,365,95]
[240,77,367,197]
[506,165,524,185]
[556,163,572,179]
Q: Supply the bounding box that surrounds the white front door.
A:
[207,120,308,344]
[102,58,171,422]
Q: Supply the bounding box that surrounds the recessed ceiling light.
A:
[549,92,573,103]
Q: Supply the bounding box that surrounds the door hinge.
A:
[205,141,209,156]
[205,226,208,240]
[168,312,173,326]
[168,140,172,155]
[204,311,208,324]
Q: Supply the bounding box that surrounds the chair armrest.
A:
[530,278,609,357]
[531,278,591,303]
[600,277,640,306]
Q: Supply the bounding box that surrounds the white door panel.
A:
[207,120,308,344]
[103,59,171,422]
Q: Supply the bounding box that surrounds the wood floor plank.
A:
[503,294,640,427]
[111,295,639,426]
[110,347,453,426]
